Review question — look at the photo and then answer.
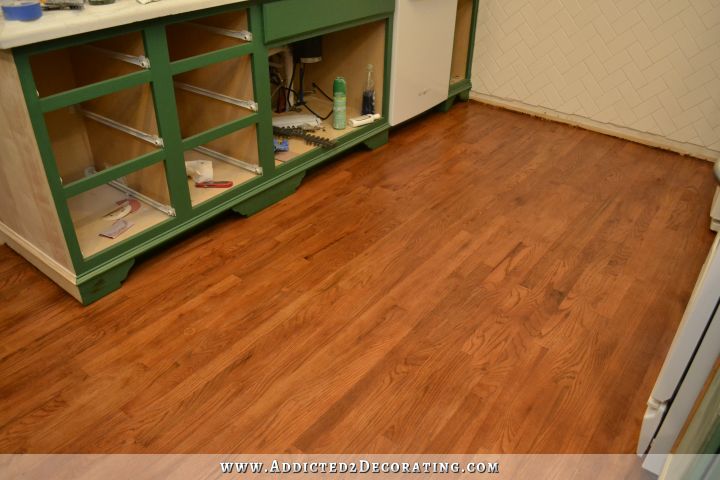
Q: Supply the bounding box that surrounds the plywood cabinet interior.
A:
[451,0,475,85]
[273,20,387,164]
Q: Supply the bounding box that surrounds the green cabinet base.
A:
[363,130,389,150]
[77,259,135,305]
[232,172,306,217]
[74,172,308,305]
[441,79,473,112]
[438,96,456,113]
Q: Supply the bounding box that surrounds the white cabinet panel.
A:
[389,0,458,126]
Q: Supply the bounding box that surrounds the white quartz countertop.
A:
[0,0,248,49]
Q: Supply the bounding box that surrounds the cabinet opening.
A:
[184,126,260,206]
[45,84,160,186]
[166,10,251,61]
[29,32,148,98]
[44,84,161,187]
[450,0,474,85]
[269,20,386,164]
[67,162,172,258]
[173,55,256,139]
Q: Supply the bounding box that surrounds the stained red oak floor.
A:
[0,102,716,454]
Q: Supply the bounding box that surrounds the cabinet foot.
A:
[78,259,135,305]
[233,172,305,217]
[363,130,389,150]
[438,96,456,112]
[439,88,471,112]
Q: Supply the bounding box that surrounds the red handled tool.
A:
[195,181,234,189]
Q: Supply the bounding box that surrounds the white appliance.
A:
[389,0,458,126]
[637,181,720,475]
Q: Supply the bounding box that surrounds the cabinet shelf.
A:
[67,163,172,259]
[184,126,261,207]
[85,167,175,217]
[271,20,386,164]
[273,97,365,165]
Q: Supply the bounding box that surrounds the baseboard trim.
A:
[470,92,720,163]
[0,223,80,301]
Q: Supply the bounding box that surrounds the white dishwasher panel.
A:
[389,0,458,126]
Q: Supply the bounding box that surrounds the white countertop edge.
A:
[0,0,249,50]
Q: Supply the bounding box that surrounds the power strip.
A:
[272,113,322,130]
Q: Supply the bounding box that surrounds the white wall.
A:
[470,0,720,160]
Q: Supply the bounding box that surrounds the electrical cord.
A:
[298,98,333,121]
[283,62,333,121]
[281,85,332,120]
[312,82,333,102]
[286,61,296,111]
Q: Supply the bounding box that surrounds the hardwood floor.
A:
[0,102,716,454]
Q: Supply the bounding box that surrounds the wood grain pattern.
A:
[303,20,386,118]
[0,50,74,273]
[173,54,255,142]
[0,102,716,454]
[451,0,473,83]
[166,10,250,62]
[29,31,146,98]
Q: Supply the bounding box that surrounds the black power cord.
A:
[283,62,333,121]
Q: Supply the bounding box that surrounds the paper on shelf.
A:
[99,219,134,239]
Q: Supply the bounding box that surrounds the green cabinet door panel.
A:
[262,0,395,44]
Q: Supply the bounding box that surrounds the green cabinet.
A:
[3,1,394,304]
[262,0,394,44]
[0,0,478,304]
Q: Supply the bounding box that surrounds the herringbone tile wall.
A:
[471,0,720,156]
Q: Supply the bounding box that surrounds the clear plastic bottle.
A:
[362,64,376,115]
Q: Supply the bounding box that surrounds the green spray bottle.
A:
[333,77,347,130]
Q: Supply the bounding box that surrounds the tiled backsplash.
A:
[471,0,720,159]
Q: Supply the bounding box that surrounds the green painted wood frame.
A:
[11,0,394,303]
[448,0,480,100]
[13,3,266,276]
[262,0,395,44]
